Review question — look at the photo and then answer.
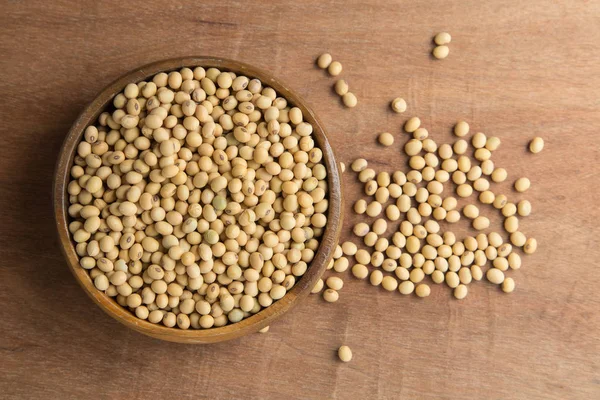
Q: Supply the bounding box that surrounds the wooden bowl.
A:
[54,57,343,343]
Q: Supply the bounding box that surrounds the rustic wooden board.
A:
[0,0,598,399]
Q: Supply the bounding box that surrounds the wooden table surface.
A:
[1,1,599,399]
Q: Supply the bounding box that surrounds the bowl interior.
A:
[54,57,343,343]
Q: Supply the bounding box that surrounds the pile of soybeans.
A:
[66,66,330,330]
[314,115,541,301]
[312,52,542,303]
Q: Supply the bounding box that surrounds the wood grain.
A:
[1,0,599,398]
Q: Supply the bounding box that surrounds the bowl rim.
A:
[53,56,343,343]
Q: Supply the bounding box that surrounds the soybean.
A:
[432,45,450,59]
[404,117,421,133]
[514,177,531,192]
[342,92,358,108]
[328,61,343,76]
[338,345,353,362]
[317,53,333,69]
[391,98,407,113]
[334,79,349,96]
[434,32,452,45]
[529,137,544,153]
[415,284,431,297]
[378,132,394,147]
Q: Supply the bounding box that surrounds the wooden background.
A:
[1,0,598,399]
